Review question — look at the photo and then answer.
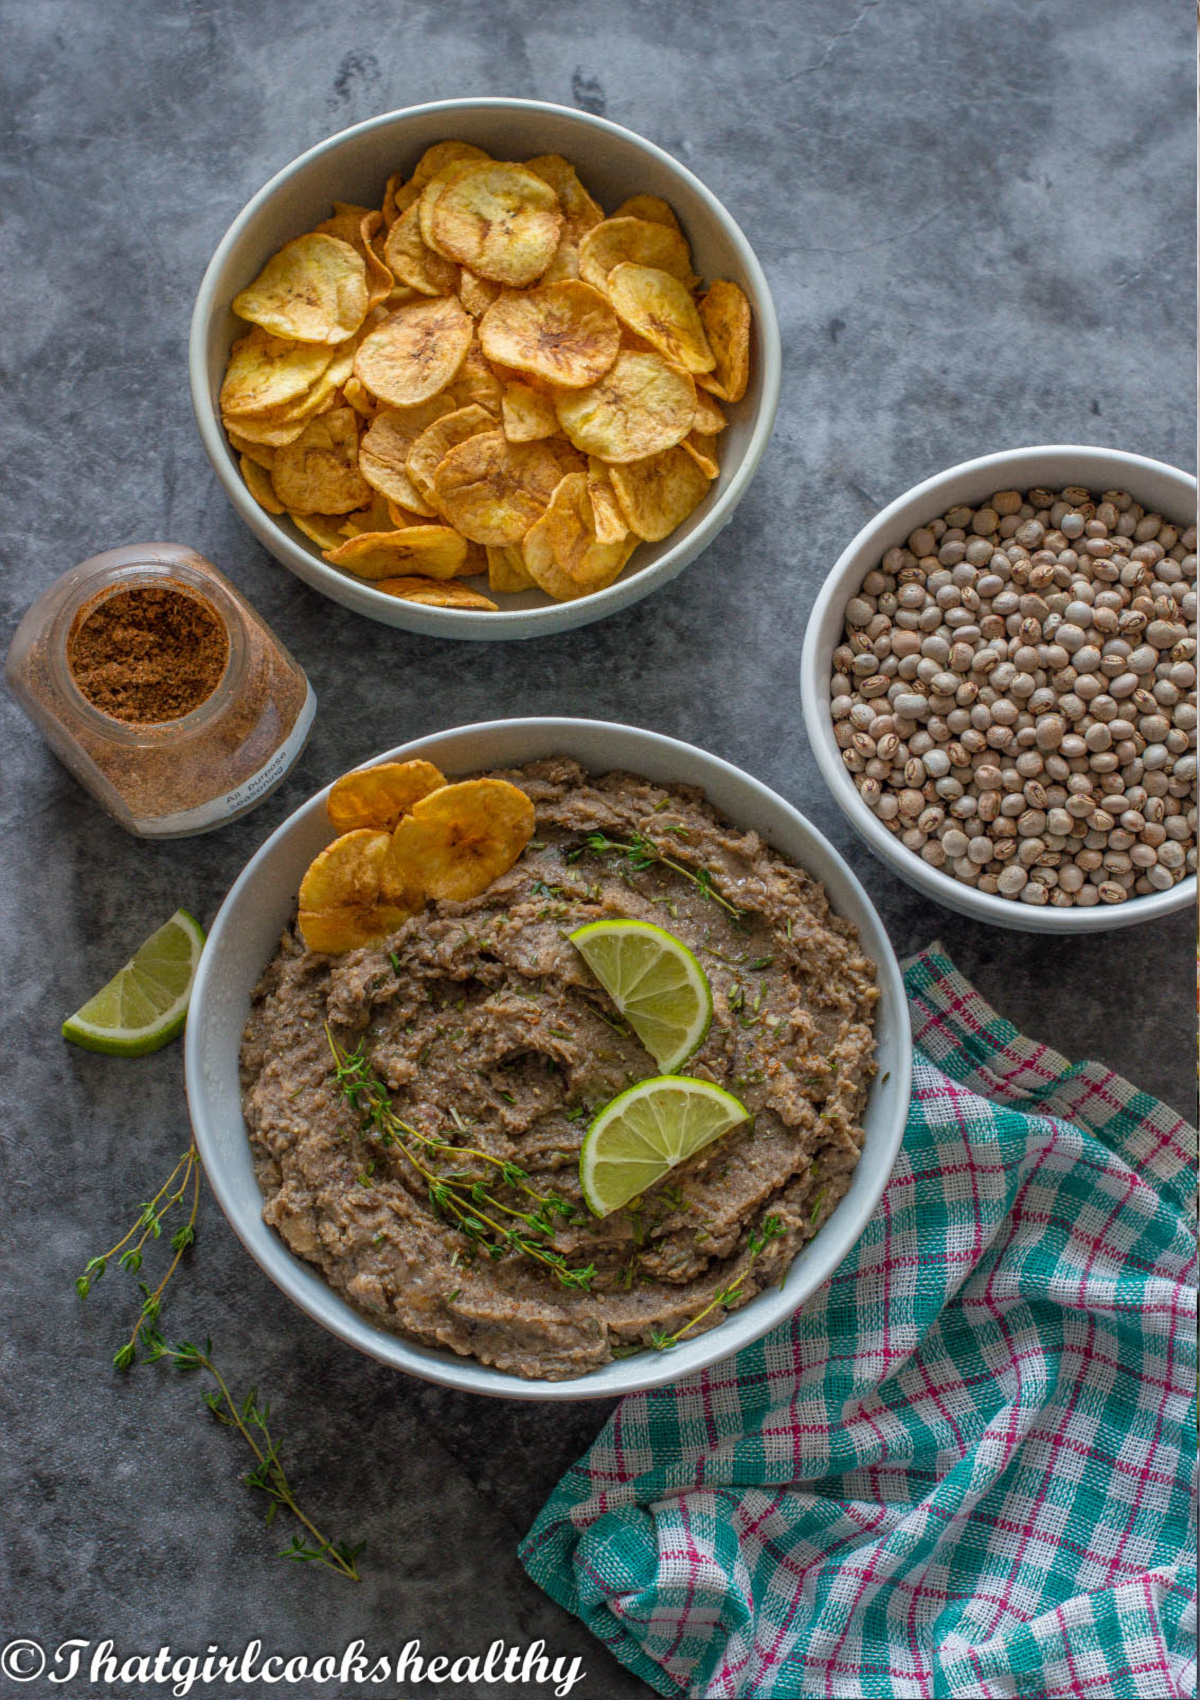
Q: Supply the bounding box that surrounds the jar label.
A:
[136,685,317,836]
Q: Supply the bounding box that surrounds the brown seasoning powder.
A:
[68,585,229,723]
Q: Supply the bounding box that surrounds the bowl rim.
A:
[189,97,782,641]
[799,443,1198,933]
[184,716,912,1400]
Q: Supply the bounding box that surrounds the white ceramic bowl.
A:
[185,719,911,1400]
[190,99,781,642]
[800,445,1197,933]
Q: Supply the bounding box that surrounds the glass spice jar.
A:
[5,543,316,837]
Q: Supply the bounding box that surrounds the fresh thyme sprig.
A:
[647,1214,786,1352]
[76,1144,201,1370]
[326,1029,596,1292]
[139,1334,363,1582]
[568,830,748,921]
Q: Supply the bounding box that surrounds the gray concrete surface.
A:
[0,1,1194,1696]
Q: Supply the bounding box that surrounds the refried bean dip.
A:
[241,759,879,1380]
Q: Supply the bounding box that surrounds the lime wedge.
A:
[570,918,713,1073]
[62,909,206,1055]
[580,1075,750,1218]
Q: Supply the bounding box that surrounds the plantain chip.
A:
[609,445,710,540]
[524,154,604,240]
[410,140,491,191]
[373,576,499,611]
[428,162,564,287]
[540,236,581,284]
[606,263,715,374]
[297,829,418,953]
[681,431,720,480]
[384,202,461,296]
[387,500,414,528]
[219,327,336,419]
[342,374,381,418]
[406,404,497,505]
[697,279,751,403]
[357,397,456,511]
[431,430,583,544]
[271,407,370,514]
[487,543,536,593]
[459,270,502,317]
[612,194,682,232]
[226,429,275,470]
[353,296,473,407]
[323,525,469,580]
[327,759,447,833]
[692,386,728,435]
[478,281,619,388]
[553,350,696,463]
[232,233,369,344]
[586,457,629,543]
[578,217,697,296]
[315,201,375,246]
[359,210,395,309]
[501,381,560,442]
[382,170,405,228]
[240,454,285,514]
[289,511,351,550]
[337,491,395,537]
[390,779,535,901]
[523,472,636,599]
[446,338,504,414]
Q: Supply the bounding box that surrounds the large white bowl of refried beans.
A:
[185,720,910,1399]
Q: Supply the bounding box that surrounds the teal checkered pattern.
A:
[520,946,1197,1698]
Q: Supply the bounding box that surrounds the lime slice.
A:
[580,1075,750,1218]
[570,918,713,1073]
[62,909,206,1056]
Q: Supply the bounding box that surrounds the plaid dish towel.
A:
[520,945,1197,1699]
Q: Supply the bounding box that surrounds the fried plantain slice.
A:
[357,396,457,512]
[697,279,751,403]
[297,829,418,953]
[289,510,352,550]
[501,381,560,442]
[270,407,370,514]
[540,235,581,284]
[389,779,535,901]
[226,429,276,470]
[314,200,376,246]
[578,217,697,296]
[410,140,491,191]
[478,281,619,388]
[406,403,497,505]
[486,542,537,593]
[232,233,369,344]
[327,759,447,833]
[446,338,504,414]
[219,327,336,418]
[382,170,406,228]
[606,263,715,374]
[322,525,469,580]
[373,576,499,610]
[523,472,637,599]
[431,430,583,544]
[691,386,728,435]
[342,374,381,418]
[459,270,502,317]
[586,457,629,543]
[553,350,696,463]
[384,202,461,296]
[612,193,682,232]
[681,431,720,480]
[428,161,564,287]
[524,154,604,240]
[240,454,286,514]
[609,445,711,540]
[337,492,395,537]
[352,296,473,407]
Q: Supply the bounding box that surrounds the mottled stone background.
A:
[0,1,1193,1696]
